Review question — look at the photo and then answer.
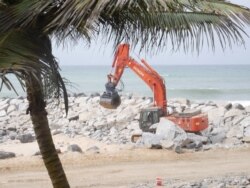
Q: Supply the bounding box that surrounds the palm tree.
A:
[0,0,250,187]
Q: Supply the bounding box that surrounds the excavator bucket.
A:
[99,92,121,109]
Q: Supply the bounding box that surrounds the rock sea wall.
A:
[1,94,250,152]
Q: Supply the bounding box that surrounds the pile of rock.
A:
[139,99,250,151]
[131,175,250,188]
[1,94,250,152]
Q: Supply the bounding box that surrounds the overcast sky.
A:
[53,0,250,66]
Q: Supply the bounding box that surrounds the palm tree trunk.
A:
[26,76,70,188]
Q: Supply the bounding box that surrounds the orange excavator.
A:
[100,44,208,135]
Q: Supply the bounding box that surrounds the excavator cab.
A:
[139,107,162,132]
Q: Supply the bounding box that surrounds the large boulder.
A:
[245,106,250,113]
[0,110,7,117]
[0,151,15,159]
[67,144,83,153]
[140,132,164,149]
[209,128,227,144]
[227,126,244,139]
[207,107,226,126]
[78,111,93,122]
[240,116,250,128]
[224,109,245,119]
[232,103,245,110]
[156,118,188,147]
[86,146,100,154]
[10,98,23,105]
[156,118,185,140]
[0,98,10,106]
[0,103,9,111]
[7,105,16,114]
[16,133,34,143]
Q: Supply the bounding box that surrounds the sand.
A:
[0,135,250,188]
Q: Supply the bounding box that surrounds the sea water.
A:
[1,65,250,101]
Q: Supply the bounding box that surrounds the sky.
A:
[53,0,250,66]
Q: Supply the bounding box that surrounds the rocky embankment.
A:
[132,175,250,188]
[0,93,250,159]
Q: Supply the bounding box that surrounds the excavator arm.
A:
[101,44,167,114]
[100,44,208,134]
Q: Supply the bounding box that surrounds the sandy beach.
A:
[0,136,250,188]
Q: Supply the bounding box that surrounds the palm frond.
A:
[0,0,250,53]
[0,30,69,113]
[1,0,250,52]
[99,10,247,52]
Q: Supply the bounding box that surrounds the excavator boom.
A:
[100,44,167,114]
[100,44,208,133]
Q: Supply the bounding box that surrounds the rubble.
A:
[0,95,250,153]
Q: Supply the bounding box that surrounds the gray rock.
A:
[224,109,245,119]
[207,107,226,125]
[173,98,190,106]
[187,133,208,144]
[90,92,100,97]
[201,106,216,113]
[67,144,83,153]
[75,93,86,97]
[127,121,140,130]
[241,136,250,144]
[174,145,183,154]
[52,130,63,135]
[9,131,17,140]
[0,115,10,122]
[0,99,10,107]
[227,126,244,138]
[240,116,250,128]
[224,103,232,110]
[109,127,118,136]
[140,132,163,149]
[7,125,16,132]
[224,137,242,146]
[16,133,34,143]
[0,151,15,159]
[244,126,250,137]
[10,98,23,105]
[233,103,245,110]
[160,140,174,149]
[233,116,245,125]
[79,112,93,122]
[156,118,185,141]
[0,103,9,111]
[68,115,79,121]
[7,105,16,114]
[185,142,197,149]
[209,132,226,144]
[86,146,100,154]
[0,110,7,117]
[0,129,6,137]
[190,103,200,109]
[18,103,28,112]
[173,132,189,147]
[0,130,6,136]
[245,106,250,113]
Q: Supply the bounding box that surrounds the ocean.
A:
[1,65,250,101]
